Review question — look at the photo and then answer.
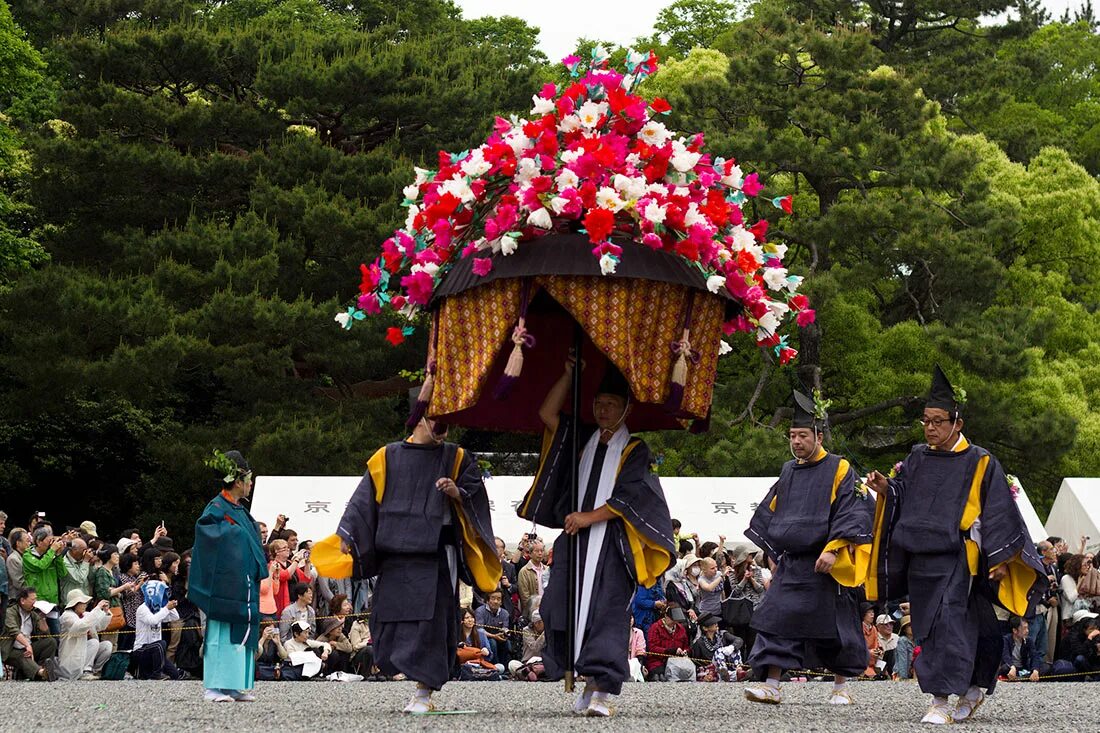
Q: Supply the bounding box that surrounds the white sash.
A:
[574,423,630,663]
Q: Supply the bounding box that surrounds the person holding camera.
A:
[133,580,185,680]
[189,449,268,703]
[60,538,94,604]
[22,526,69,636]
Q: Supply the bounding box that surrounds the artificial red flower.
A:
[779,346,798,365]
[651,97,671,114]
[583,207,615,243]
[789,294,809,311]
[385,327,406,346]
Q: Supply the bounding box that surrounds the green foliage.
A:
[652,0,744,56]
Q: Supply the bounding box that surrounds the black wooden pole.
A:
[565,323,582,692]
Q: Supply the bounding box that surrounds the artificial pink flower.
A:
[796,308,816,327]
[472,258,493,276]
[357,293,381,314]
[401,270,435,306]
[742,173,763,197]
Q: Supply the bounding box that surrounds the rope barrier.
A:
[4,610,1097,682]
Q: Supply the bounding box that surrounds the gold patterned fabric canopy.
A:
[429,275,724,433]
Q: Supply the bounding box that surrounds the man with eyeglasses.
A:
[866,365,1044,725]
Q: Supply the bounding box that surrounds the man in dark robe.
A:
[743,391,874,706]
[518,358,675,717]
[336,397,500,714]
[867,366,1045,724]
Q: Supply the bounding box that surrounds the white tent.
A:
[1013,480,1048,544]
[251,475,778,550]
[1045,478,1100,556]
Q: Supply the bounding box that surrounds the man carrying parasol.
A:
[518,358,674,717]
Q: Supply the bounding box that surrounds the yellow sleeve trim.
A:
[607,505,670,588]
[368,447,387,504]
[960,454,989,531]
[311,533,353,580]
[618,439,641,474]
[865,490,889,601]
[991,552,1035,618]
[769,494,777,511]
[823,539,871,587]
[448,447,503,593]
[831,458,850,504]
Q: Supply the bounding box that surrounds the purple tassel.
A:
[663,381,685,413]
[406,398,429,429]
[492,374,520,401]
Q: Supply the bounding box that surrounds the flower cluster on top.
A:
[338,47,813,361]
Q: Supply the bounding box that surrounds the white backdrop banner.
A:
[251,475,779,550]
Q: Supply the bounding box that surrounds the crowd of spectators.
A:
[2,507,1098,685]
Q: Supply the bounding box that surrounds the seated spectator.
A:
[474,589,511,665]
[348,614,374,677]
[861,603,882,677]
[894,615,916,680]
[1061,554,1094,622]
[876,614,900,676]
[690,613,743,681]
[280,583,316,639]
[255,624,290,678]
[628,620,647,681]
[646,607,694,681]
[457,607,502,675]
[285,619,330,664]
[507,612,545,680]
[328,593,353,635]
[58,590,112,680]
[1063,609,1100,675]
[632,579,666,632]
[133,581,185,680]
[1,587,58,681]
[999,615,1047,681]
[318,617,354,674]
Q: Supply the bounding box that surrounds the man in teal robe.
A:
[190,450,268,703]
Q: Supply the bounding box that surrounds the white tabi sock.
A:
[766,677,780,689]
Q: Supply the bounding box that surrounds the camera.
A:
[525,533,538,540]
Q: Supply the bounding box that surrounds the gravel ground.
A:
[2,679,1097,732]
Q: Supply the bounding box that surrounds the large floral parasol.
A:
[336,46,812,684]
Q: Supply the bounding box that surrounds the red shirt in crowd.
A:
[646,619,690,672]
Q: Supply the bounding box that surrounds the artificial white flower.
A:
[757,311,779,336]
[643,200,666,225]
[411,262,440,278]
[599,253,618,275]
[766,299,790,319]
[528,208,552,229]
[639,120,672,146]
[596,187,626,212]
[440,174,475,203]
[558,114,582,133]
[505,129,531,157]
[555,168,579,191]
[684,203,705,227]
[670,141,702,173]
[550,196,571,215]
[560,149,583,165]
[720,164,743,188]
[613,174,648,202]
[515,157,540,184]
[403,183,420,201]
[763,267,789,291]
[334,312,351,328]
[730,225,756,251]
[414,167,431,185]
[460,149,491,178]
[500,233,519,256]
[405,205,419,231]
[625,152,642,167]
[578,100,608,129]
[769,243,789,260]
[786,274,804,293]
[530,94,555,116]
[718,340,733,356]
[706,275,727,294]
[627,48,648,67]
